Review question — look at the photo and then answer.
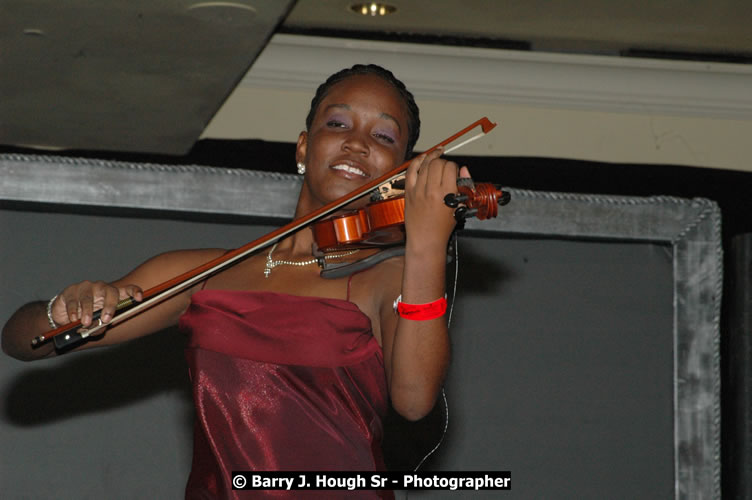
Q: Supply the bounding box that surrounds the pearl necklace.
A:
[264,242,360,278]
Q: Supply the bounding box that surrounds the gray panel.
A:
[412,238,675,499]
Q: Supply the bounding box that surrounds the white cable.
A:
[411,234,458,475]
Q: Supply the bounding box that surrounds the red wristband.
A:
[393,294,447,321]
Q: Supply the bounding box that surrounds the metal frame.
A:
[0,153,722,499]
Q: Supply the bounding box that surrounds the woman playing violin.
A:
[2,64,468,499]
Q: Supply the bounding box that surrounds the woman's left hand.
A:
[403,148,470,251]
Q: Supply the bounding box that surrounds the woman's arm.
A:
[380,149,463,421]
[2,248,225,361]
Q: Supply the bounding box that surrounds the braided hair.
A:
[305,64,421,159]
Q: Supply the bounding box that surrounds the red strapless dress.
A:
[179,289,392,499]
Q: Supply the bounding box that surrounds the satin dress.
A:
[179,289,393,499]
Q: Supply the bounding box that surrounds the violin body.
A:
[312,197,406,252]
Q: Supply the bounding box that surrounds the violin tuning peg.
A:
[453,206,468,222]
[444,193,459,208]
[499,191,511,206]
[444,193,469,208]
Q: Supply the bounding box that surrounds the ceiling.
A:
[0,0,295,154]
[284,0,752,59]
[1,0,750,155]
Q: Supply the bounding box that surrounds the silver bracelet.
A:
[46,294,59,329]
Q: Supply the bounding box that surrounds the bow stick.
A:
[33,116,497,348]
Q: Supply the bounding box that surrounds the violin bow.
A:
[33,116,497,348]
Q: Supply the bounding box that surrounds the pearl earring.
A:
[296,162,306,175]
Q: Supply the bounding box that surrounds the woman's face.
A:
[296,74,410,209]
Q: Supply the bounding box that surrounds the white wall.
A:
[202,34,752,173]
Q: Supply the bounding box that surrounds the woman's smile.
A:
[330,161,369,179]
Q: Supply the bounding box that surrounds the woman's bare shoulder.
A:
[357,253,405,300]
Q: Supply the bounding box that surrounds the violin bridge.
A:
[371,176,406,201]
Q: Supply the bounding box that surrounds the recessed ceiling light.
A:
[186,2,256,25]
[349,3,397,17]
[186,2,256,14]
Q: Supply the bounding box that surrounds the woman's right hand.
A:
[51,281,144,328]
[3,248,224,361]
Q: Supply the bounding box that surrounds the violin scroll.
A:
[444,179,511,224]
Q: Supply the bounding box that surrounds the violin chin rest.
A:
[320,246,405,279]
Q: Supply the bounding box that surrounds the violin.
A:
[32,117,500,350]
[311,177,511,252]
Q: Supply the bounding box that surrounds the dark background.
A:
[2,140,747,497]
